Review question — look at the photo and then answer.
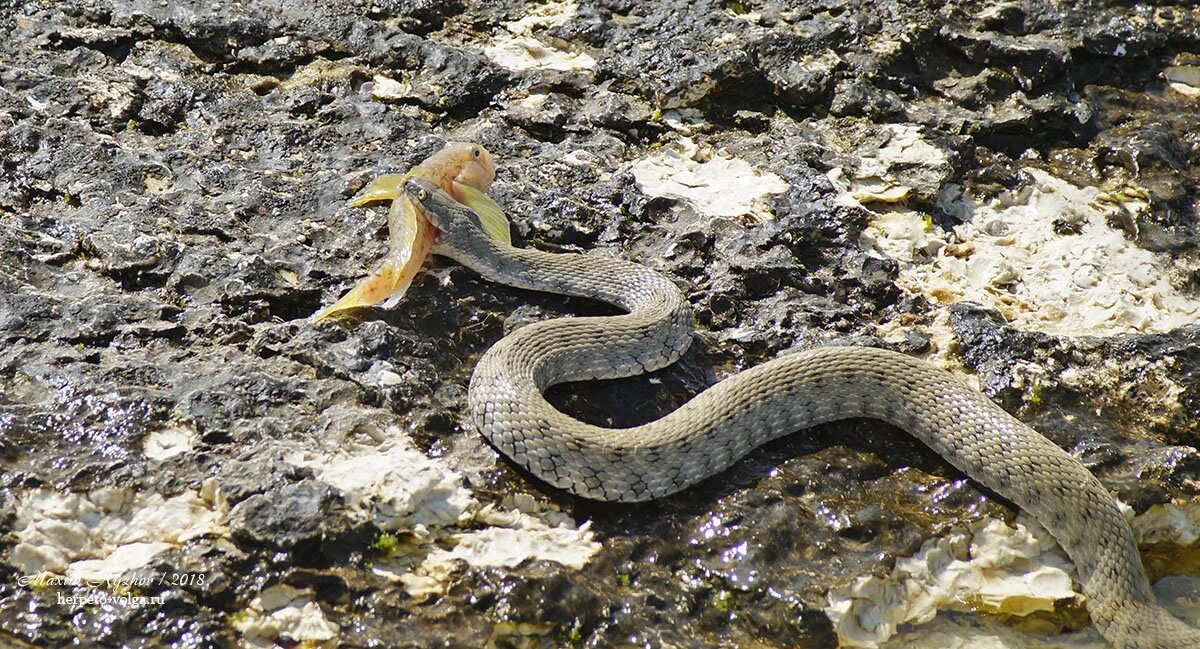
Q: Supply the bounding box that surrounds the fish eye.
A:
[472,148,481,158]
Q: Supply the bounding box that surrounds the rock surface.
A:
[1,1,1198,647]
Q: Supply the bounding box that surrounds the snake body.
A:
[405,178,1200,648]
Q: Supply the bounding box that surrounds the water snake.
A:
[404,176,1200,648]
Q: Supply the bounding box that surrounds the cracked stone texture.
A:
[1,0,1198,647]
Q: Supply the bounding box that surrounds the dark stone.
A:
[830,80,904,119]
[376,0,467,35]
[218,452,312,505]
[228,480,343,549]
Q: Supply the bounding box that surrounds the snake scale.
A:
[404,177,1200,648]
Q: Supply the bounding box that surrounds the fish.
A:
[316,142,511,320]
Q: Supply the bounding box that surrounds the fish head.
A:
[442,141,496,192]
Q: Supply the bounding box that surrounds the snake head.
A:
[405,177,450,221]
[405,177,482,237]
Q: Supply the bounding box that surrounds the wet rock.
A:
[404,41,511,115]
[1080,11,1169,58]
[755,33,836,110]
[228,481,344,550]
[381,0,467,35]
[502,91,576,136]
[940,25,1071,91]
[79,228,180,290]
[949,303,1049,407]
[575,88,653,131]
[2,0,1199,647]
[829,81,904,119]
[218,452,313,506]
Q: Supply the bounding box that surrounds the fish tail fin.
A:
[315,207,438,321]
[315,263,410,321]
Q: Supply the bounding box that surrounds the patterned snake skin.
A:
[405,178,1200,648]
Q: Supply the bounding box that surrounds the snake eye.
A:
[472,148,481,159]
[416,188,427,201]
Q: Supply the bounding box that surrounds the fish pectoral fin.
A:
[349,173,409,207]
[388,194,421,257]
[454,181,512,245]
